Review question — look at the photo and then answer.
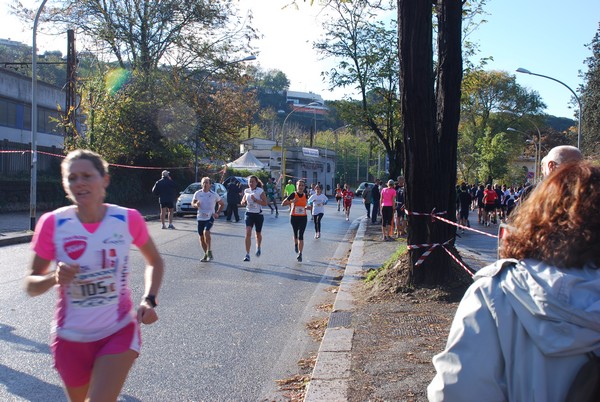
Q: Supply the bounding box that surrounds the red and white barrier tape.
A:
[1,149,195,172]
[441,246,475,277]
[432,214,498,239]
[405,207,447,217]
[410,239,453,266]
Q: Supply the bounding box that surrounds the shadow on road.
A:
[0,323,49,354]
[0,363,64,401]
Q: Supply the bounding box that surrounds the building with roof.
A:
[0,67,65,175]
[238,137,336,195]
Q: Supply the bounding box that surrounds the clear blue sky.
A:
[470,0,599,119]
[1,0,598,119]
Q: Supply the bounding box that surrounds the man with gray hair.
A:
[152,170,178,229]
[518,145,583,204]
[540,145,583,177]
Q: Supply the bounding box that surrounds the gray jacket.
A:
[428,259,600,401]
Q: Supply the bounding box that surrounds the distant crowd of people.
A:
[356,178,407,241]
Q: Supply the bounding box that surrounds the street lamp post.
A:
[193,55,256,182]
[30,0,49,231]
[507,127,541,183]
[323,125,349,196]
[280,101,319,197]
[516,67,582,149]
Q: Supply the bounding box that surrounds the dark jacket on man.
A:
[152,177,178,204]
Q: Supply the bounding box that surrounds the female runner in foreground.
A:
[25,149,163,402]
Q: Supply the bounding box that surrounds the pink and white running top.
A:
[380,187,397,207]
[31,204,149,342]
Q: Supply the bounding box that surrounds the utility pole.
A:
[65,29,77,140]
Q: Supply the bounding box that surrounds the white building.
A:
[0,67,65,174]
[239,137,336,195]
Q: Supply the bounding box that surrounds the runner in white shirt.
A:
[308,184,328,239]
[240,175,268,262]
[192,177,224,262]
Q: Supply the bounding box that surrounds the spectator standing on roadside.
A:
[225,181,241,222]
[456,183,472,234]
[26,149,164,402]
[541,145,583,178]
[241,175,268,262]
[371,179,381,224]
[494,184,504,221]
[395,176,407,237]
[361,183,372,219]
[517,145,583,205]
[505,188,517,217]
[192,177,224,262]
[380,179,396,241]
[476,184,485,224]
[428,161,600,401]
[152,170,177,229]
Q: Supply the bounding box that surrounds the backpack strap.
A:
[565,352,600,402]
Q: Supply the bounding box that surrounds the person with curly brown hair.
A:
[429,161,600,401]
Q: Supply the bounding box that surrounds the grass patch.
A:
[365,243,408,283]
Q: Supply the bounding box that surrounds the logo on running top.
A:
[103,233,125,245]
[64,239,87,260]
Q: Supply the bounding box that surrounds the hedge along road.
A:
[0,200,359,401]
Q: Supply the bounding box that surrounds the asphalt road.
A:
[0,201,361,401]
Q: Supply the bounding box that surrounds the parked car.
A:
[222,176,249,192]
[175,182,228,217]
[355,182,376,197]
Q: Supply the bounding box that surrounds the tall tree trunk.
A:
[434,0,463,281]
[399,0,463,286]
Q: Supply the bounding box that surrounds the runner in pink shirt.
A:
[25,149,164,402]
[380,179,397,241]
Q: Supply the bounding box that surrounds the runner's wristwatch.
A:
[144,295,157,308]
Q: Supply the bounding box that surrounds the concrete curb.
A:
[0,231,33,247]
[303,216,496,401]
[304,218,367,401]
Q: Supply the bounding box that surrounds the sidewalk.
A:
[305,210,498,401]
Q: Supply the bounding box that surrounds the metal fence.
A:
[0,140,62,177]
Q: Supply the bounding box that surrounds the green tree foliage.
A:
[66,69,192,167]
[580,23,600,158]
[476,129,512,183]
[458,69,545,183]
[312,126,371,187]
[16,0,256,74]
[0,42,68,87]
[11,0,259,170]
[315,0,403,179]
